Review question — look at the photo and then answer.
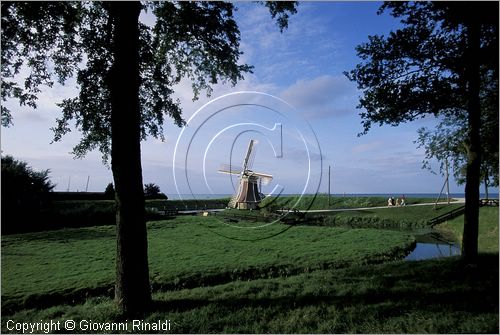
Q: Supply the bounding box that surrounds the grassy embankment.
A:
[1,198,497,333]
[437,206,499,253]
[259,194,451,210]
[224,195,464,229]
[312,202,465,228]
[17,195,448,232]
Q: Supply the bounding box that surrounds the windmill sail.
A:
[246,142,257,170]
[242,139,255,171]
[218,164,243,175]
[252,171,273,185]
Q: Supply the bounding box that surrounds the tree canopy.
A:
[144,182,167,199]
[345,1,498,135]
[415,104,499,189]
[1,1,297,161]
[104,182,115,199]
[345,1,498,261]
[1,154,55,194]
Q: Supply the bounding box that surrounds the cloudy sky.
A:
[2,2,490,197]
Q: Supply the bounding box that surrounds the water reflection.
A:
[405,242,461,261]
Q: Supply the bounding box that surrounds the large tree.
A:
[345,1,498,261]
[415,101,498,196]
[1,1,297,315]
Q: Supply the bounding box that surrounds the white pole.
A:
[328,165,331,206]
[445,160,450,204]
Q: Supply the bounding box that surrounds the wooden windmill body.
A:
[219,140,273,210]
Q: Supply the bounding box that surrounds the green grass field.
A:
[437,206,499,253]
[3,255,498,334]
[1,200,498,333]
[1,216,415,313]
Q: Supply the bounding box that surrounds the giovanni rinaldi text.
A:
[5,319,172,333]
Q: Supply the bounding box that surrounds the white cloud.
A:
[285,148,324,162]
[280,75,357,120]
[4,76,78,126]
[351,141,384,154]
[235,2,344,83]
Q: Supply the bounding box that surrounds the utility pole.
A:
[445,160,450,204]
[434,159,451,209]
[328,165,331,206]
[67,176,71,192]
[85,175,90,192]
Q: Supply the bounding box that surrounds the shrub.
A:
[1,155,55,233]
[144,183,168,199]
[104,183,115,199]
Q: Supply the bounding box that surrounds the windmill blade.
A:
[259,176,273,186]
[242,140,256,171]
[218,164,242,175]
[218,170,241,175]
[246,142,257,170]
[252,171,273,179]
[252,171,273,186]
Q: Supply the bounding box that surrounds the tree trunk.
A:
[462,20,482,262]
[484,176,489,200]
[108,2,151,315]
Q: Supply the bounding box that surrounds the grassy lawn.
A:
[1,216,414,313]
[2,203,498,333]
[3,255,497,333]
[437,206,499,253]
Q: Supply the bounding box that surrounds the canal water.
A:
[405,242,461,261]
[403,229,461,261]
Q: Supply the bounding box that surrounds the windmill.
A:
[218,140,273,210]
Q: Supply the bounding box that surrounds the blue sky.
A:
[2,1,490,196]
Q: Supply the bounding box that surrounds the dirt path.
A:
[284,198,466,214]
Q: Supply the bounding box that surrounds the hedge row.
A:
[49,192,168,201]
[2,198,230,234]
[297,214,430,229]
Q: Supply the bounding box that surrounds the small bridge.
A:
[428,199,498,226]
[157,208,225,216]
[428,205,466,226]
